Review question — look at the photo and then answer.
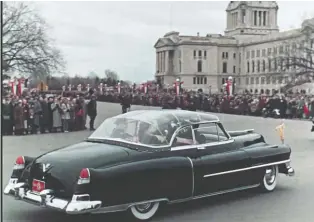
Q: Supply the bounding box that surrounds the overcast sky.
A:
[31,1,314,82]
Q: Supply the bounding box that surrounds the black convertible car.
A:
[4,110,295,220]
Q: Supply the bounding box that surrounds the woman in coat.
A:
[51,98,62,132]
[60,98,71,132]
[14,100,24,135]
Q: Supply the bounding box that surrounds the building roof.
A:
[226,1,278,11]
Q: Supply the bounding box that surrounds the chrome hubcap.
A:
[135,203,152,213]
[265,166,276,185]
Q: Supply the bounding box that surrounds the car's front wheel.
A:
[260,165,278,192]
[129,202,160,221]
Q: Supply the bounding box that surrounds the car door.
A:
[192,122,254,197]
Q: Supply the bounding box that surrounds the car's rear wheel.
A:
[129,202,160,221]
[260,165,278,192]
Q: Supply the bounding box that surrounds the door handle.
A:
[197,146,205,150]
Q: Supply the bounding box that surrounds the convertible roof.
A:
[113,110,219,124]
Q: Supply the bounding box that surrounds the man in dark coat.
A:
[87,95,97,130]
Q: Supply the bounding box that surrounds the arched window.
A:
[266,89,270,95]
[262,60,266,72]
[179,60,182,73]
[197,60,202,72]
[257,60,260,72]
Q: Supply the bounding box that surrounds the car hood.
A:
[32,141,138,194]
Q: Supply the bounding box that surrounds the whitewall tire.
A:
[260,165,278,192]
[129,202,160,221]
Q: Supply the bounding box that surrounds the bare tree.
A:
[104,69,119,81]
[275,20,314,92]
[2,2,65,76]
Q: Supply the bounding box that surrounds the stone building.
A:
[154,1,314,94]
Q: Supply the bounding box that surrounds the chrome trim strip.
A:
[169,184,260,204]
[171,139,235,151]
[186,157,194,197]
[203,159,291,178]
[93,198,169,214]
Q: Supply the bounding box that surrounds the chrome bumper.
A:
[286,167,295,176]
[3,179,102,214]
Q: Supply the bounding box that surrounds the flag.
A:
[275,121,285,144]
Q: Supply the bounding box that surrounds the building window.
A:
[197,77,200,84]
[193,77,196,84]
[250,77,254,84]
[254,11,257,26]
[256,77,259,84]
[285,45,290,52]
[279,45,284,53]
[262,49,266,57]
[273,47,277,55]
[222,78,225,84]
[268,58,272,71]
[267,48,271,56]
[193,50,196,58]
[274,59,278,71]
[279,58,283,70]
[222,62,228,73]
[257,60,260,72]
[266,76,270,84]
[226,52,229,59]
[246,51,250,59]
[239,53,241,63]
[204,50,207,58]
[286,58,290,70]
[256,50,260,57]
[258,11,262,26]
[246,77,249,85]
[233,65,236,73]
[263,11,266,26]
[200,77,203,84]
[222,52,225,59]
[241,9,246,23]
[197,60,202,72]
[233,53,236,59]
[247,61,250,73]
[262,60,266,72]
[198,50,202,57]
[292,42,297,51]
[272,76,276,84]
[179,60,182,73]
[204,77,207,84]
[251,50,255,58]
[278,76,283,84]
[252,61,255,73]
[261,76,265,84]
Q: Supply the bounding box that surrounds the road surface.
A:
[3,102,314,222]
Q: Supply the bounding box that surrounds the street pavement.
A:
[3,102,314,222]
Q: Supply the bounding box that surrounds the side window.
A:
[193,123,228,144]
[172,126,194,147]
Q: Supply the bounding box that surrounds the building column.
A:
[156,52,159,73]
[257,11,260,26]
[165,51,169,74]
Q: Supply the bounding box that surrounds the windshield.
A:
[88,110,218,148]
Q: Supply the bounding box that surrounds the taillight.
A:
[77,168,90,184]
[14,156,25,170]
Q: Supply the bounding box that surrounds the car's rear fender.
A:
[242,143,291,165]
[84,156,193,207]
